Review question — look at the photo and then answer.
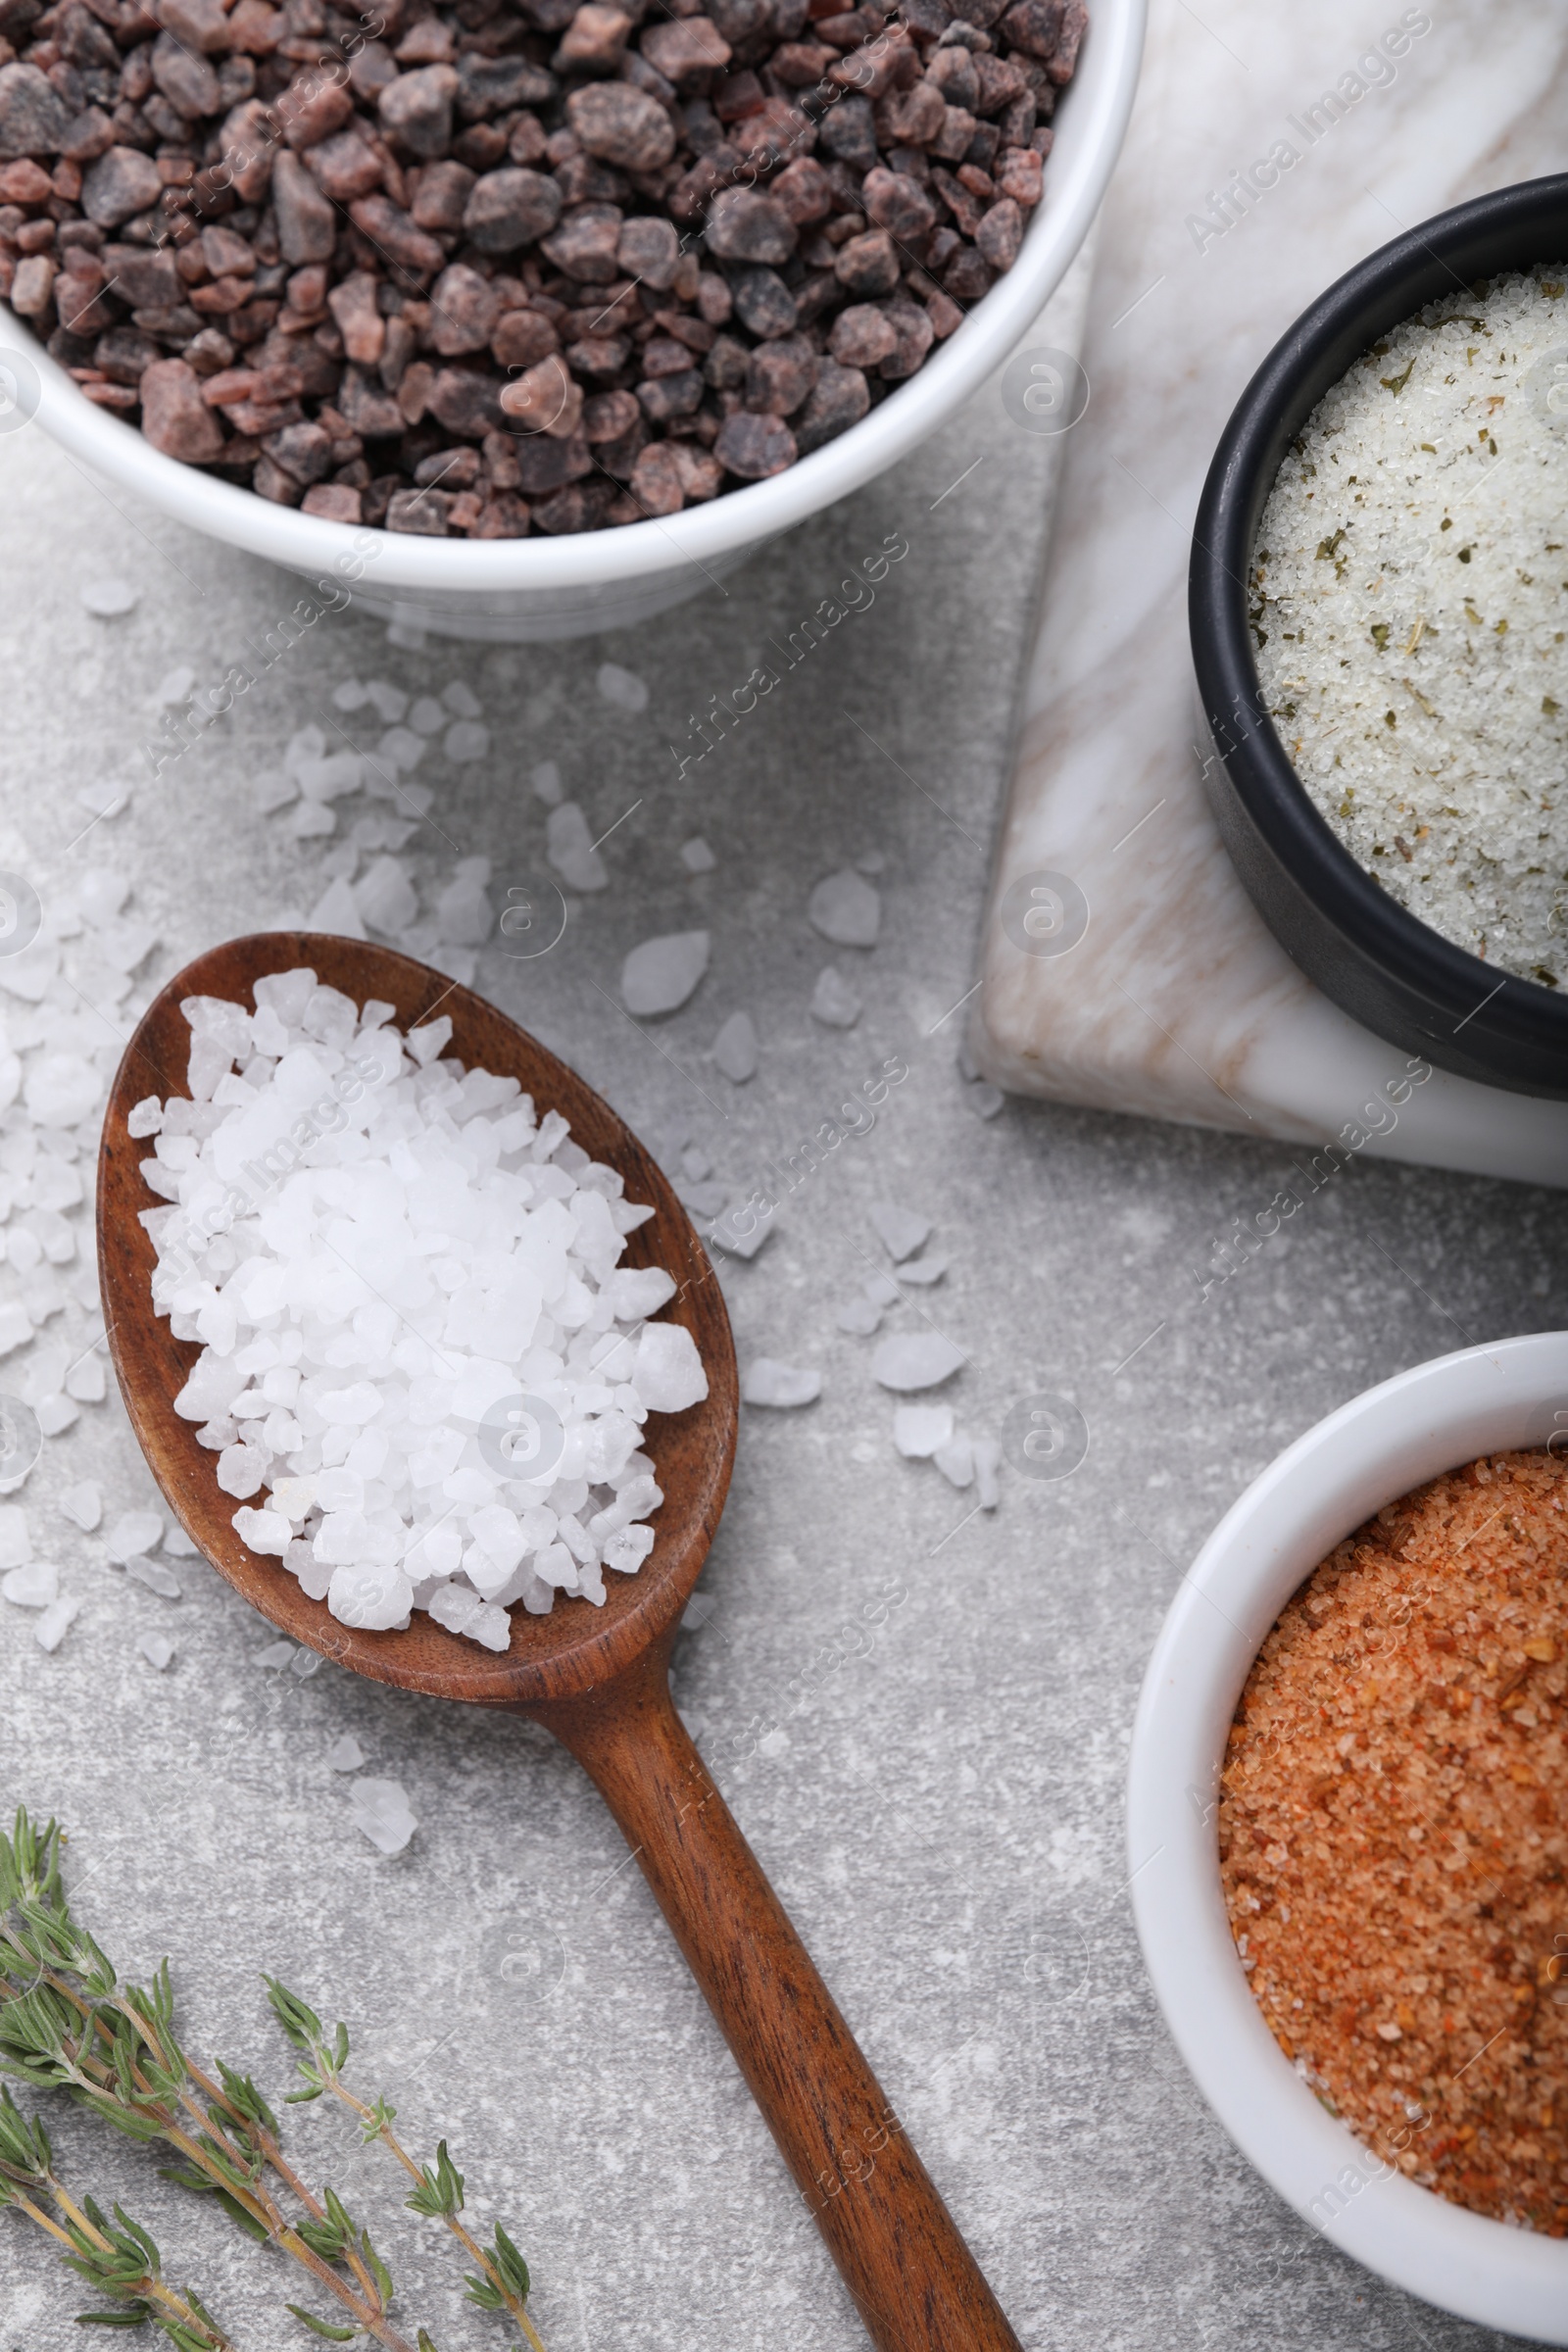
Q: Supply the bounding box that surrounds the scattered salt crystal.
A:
[375,726,425,773]
[255,1639,297,1670]
[836,1297,880,1335]
[597,662,649,713]
[124,1554,180,1598]
[444,719,489,763]
[76,780,131,820]
[331,679,368,711]
[0,1508,28,1568]
[872,1333,965,1391]
[710,1195,777,1259]
[286,726,327,770]
[78,870,128,926]
[363,680,408,723]
[712,1011,758,1084]
[65,1355,105,1403]
[934,1433,974,1488]
[408,696,445,735]
[967,1085,1004,1120]
[546,802,609,893]
[106,1510,162,1563]
[297,752,363,803]
[434,868,493,945]
[743,1359,821,1407]
[25,1055,101,1129]
[532,759,564,806]
[355,856,418,936]
[972,1438,1002,1509]
[34,1594,79,1650]
[152,665,195,708]
[0,1304,29,1356]
[443,681,481,718]
[429,945,476,986]
[80,577,137,617]
[163,1525,197,1557]
[36,1395,76,1437]
[2,1560,57,1607]
[869,1203,932,1262]
[328,1734,366,1771]
[60,1481,101,1533]
[808,868,880,948]
[897,1251,949,1288]
[622,931,710,1017]
[308,877,368,940]
[350,1776,416,1856]
[893,1402,953,1457]
[263,760,321,834]
[138,1632,174,1670]
[809,967,860,1028]
[289,801,336,839]
[680,837,716,874]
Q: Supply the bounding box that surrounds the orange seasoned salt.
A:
[1220,1447,1568,2234]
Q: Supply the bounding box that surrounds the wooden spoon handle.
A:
[528,1639,1023,2352]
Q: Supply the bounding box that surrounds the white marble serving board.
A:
[971,0,1568,1188]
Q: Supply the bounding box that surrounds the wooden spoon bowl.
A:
[98,933,1022,2352]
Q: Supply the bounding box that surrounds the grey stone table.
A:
[0,183,1561,2352]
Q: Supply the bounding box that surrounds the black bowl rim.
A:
[1189,172,1568,1063]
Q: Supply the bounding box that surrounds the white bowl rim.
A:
[1127,1330,1568,2342]
[2,0,1145,594]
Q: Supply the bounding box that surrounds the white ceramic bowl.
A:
[1127,1331,1568,2342]
[0,0,1144,642]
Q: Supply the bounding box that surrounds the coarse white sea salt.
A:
[712,1011,759,1084]
[351,1776,416,1855]
[143,975,707,1648]
[138,1632,174,1670]
[680,837,716,875]
[809,968,861,1028]
[546,803,609,894]
[742,1359,821,1407]
[1254,265,1568,983]
[869,1203,931,1262]
[106,1510,163,1563]
[60,1481,102,1533]
[327,1734,366,1772]
[597,662,649,713]
[2,1560,58,1607]
[621,932,710,1017]
[893,1403,952,1457]
[34,1594,80,1651]
[808,869,881,948]
[871,1333,965,1391]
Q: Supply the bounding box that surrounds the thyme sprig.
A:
[0,1813,413,2351]
[267,1982,546,2352]
[0,2083,231,2345]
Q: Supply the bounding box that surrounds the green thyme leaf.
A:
[490,2225,530,2304]
[285,2304,360,2341]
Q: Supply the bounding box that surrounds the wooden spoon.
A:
[98,934,1023,2352]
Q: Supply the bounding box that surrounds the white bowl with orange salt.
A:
[1127,1330,1568,2342]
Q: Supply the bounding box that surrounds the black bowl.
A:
[1189,173,1568,1100]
